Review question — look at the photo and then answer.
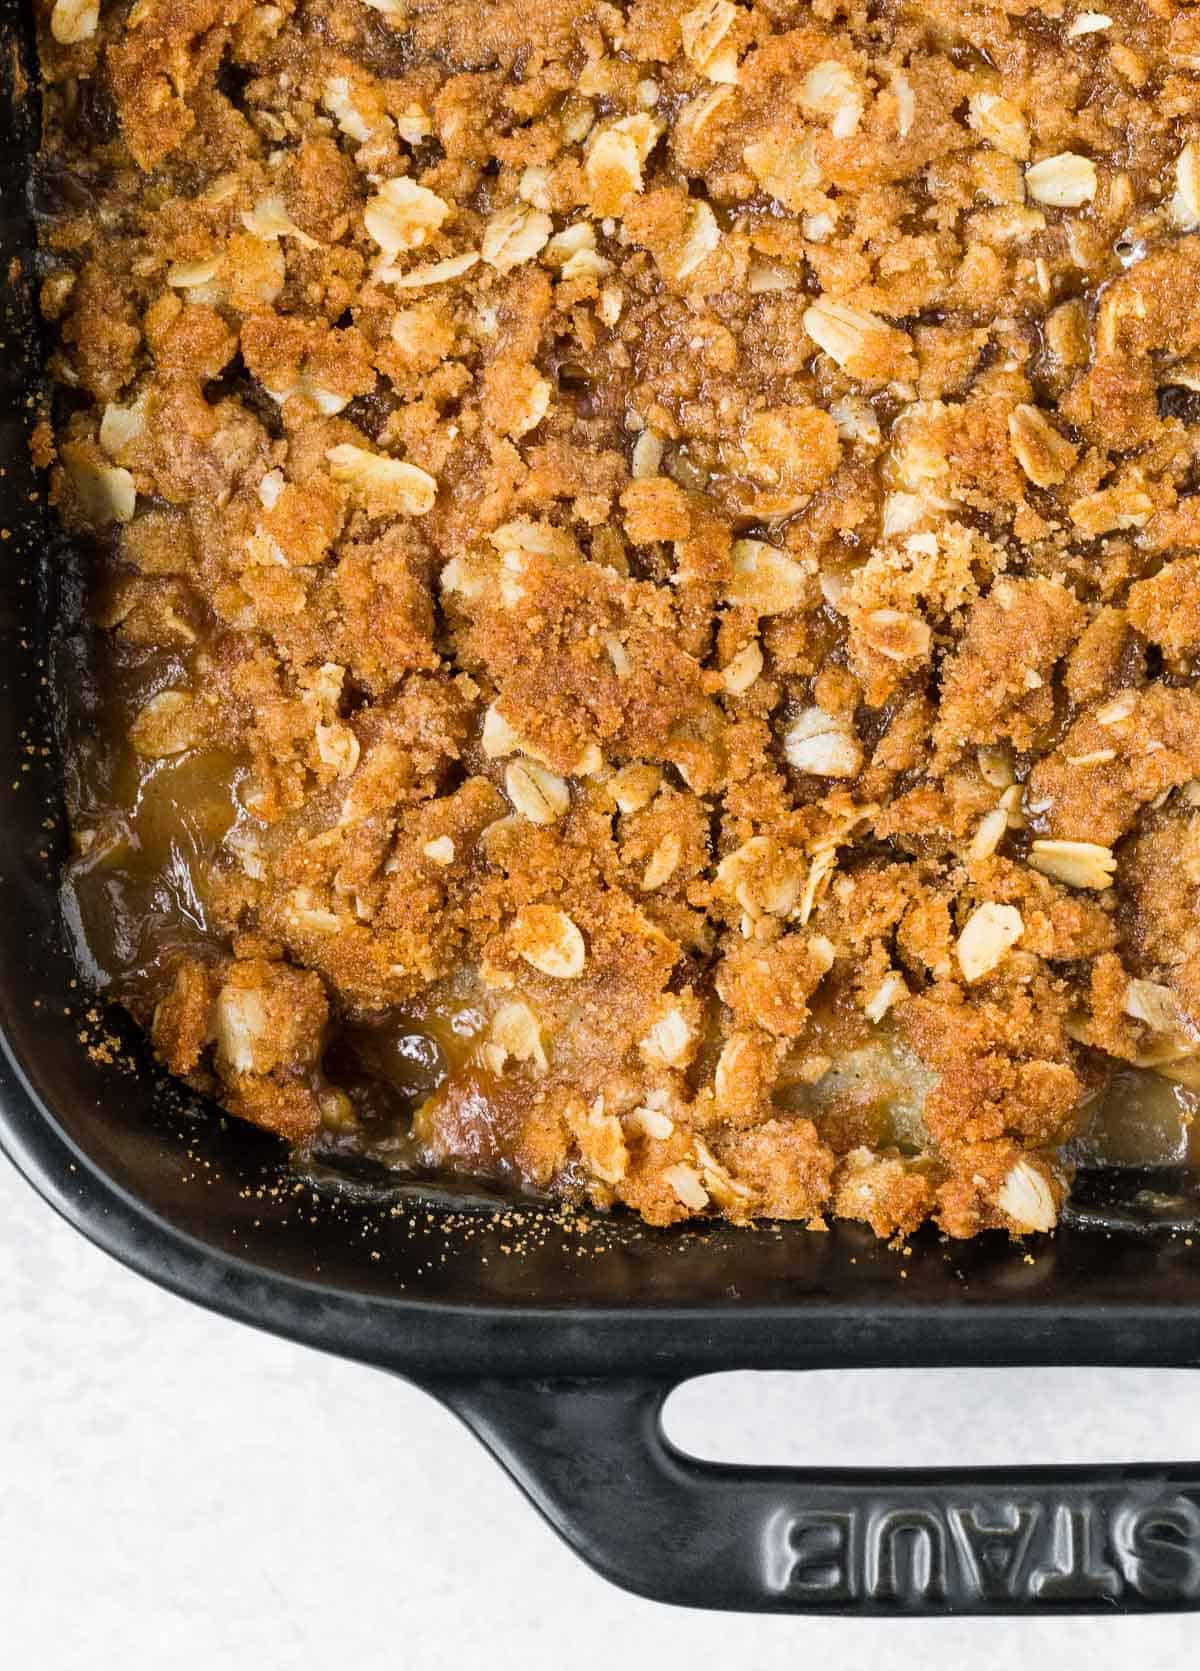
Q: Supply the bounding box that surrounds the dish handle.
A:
[425,1374,1200,1614]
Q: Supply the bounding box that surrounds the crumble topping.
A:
[39,0,1200,1238]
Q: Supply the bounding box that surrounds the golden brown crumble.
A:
[38,0,1200,1238]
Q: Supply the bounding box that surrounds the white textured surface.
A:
[0,1152,1195,1669]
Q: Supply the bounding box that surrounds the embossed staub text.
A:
[762,1495,1200,1607]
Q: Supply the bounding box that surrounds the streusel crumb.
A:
[40,0,1200,1238]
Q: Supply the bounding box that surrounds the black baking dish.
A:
[5,0,1200,1618]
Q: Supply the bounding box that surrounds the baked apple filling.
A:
[38,0,1200,1237]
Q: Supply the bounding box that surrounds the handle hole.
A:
[664,1368,1199,1467]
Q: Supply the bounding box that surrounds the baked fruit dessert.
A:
[37,0,1200,1238]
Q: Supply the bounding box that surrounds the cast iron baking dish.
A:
[5,0,1200,1618]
